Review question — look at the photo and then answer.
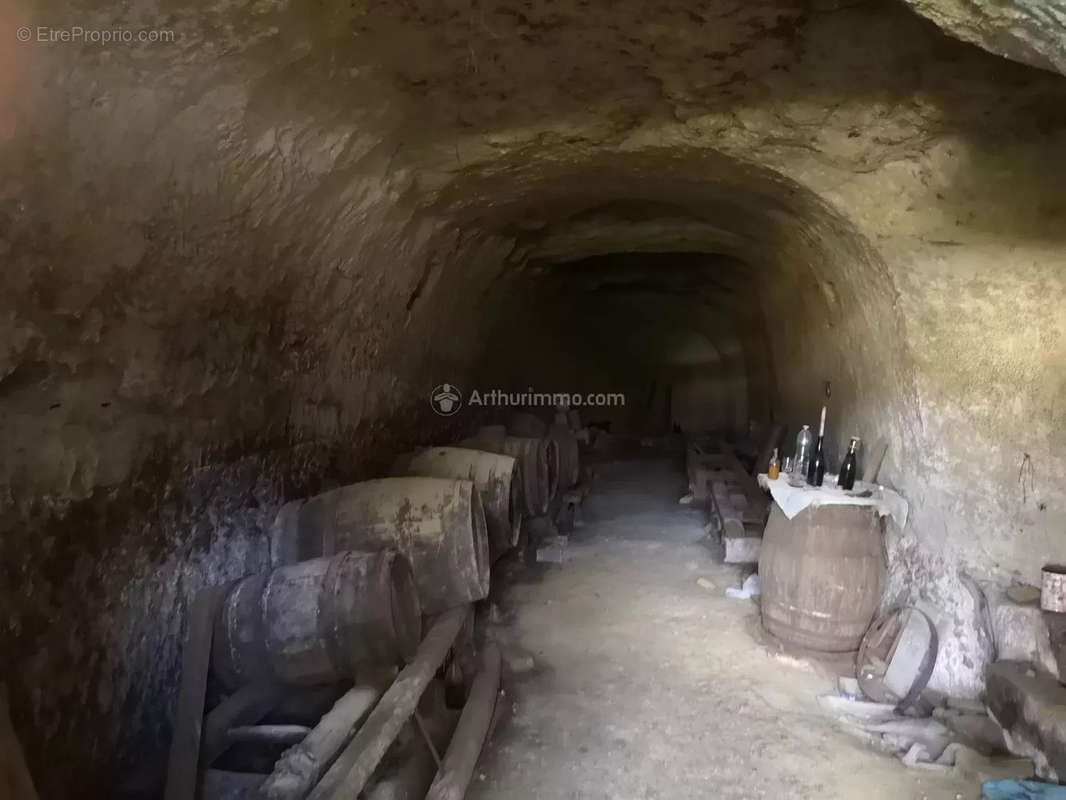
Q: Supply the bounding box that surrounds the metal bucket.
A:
[1041,565,1066,612]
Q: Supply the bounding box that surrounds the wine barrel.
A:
[475,425,506,446]
[548,422,580,490]
[213,550,422,689]
[468,431,558,516]
[759,503,885,652]
[271,478,490,614]
[504,436,547,516]
[508,412,548,438]
[392,447,522,562]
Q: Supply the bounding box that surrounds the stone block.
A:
[986,587,1060,679]
[722,520,761,564]
[986,660,1066,781]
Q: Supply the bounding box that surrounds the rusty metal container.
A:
[758,503,885,652]
[213,550,421,689]
[393,447,522,562]
[271,478,490,614]
[1041,565,1066,612]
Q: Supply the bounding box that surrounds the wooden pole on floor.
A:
[1,684,39,800]
[164,585,228,800]
[424,642,502,800]
[260,685,383,799]
[306,605,471,800]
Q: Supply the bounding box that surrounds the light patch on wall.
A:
[821,280,840,328]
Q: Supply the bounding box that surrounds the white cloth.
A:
[757,473,909,529]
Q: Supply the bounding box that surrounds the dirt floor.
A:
[471,454,974,800]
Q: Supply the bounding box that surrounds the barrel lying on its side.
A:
[393,446,522,562]
[508,411,547,438]
[213,550,422,689]
[503,436,557,517]
[462,426,557,517]
[548,422,580,490]
[271,477,491,614]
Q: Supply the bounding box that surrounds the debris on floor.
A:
[725,573,761,600]
[695,576,716,591]
[536,535,570,564]
[502,651,535,675]
[838,676,862,700]
[982,779,1066,799]
[818,663,1035,786]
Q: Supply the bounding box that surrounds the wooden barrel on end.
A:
[758,503,885,652]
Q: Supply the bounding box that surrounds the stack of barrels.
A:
[194,408,583,800]
[212,408,580,695]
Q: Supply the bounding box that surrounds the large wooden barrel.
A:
[213,550,422,689]
[392,447,522,562]
[758,504,885,652]
[271,478,490,614]
[548,423,580,490]
[502,436,548,516]
[464,429,558,516]
[508,411,548,438]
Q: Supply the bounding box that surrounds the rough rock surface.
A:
[987,660,1066,780]
[1,0,1065,796]
[903,0,1066,76]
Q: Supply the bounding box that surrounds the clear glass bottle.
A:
[793,424,813,479]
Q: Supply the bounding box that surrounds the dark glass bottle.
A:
[837,437,860,490]
[807,435,825,486]
[807,405,827,487]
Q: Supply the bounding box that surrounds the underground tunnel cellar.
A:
[1,0,1066,797]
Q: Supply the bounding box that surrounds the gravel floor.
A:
[469,455,973,800]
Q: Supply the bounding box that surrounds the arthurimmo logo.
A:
[430,383,463,416]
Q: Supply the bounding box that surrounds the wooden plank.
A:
[0,684,39,800]
[424,643,502,800]
[259,685,382,799]
[201,683,284,767]
[863,439,888,483]
[164,585,228,800]
[306,606,470,800]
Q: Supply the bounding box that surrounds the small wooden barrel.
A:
[759,503,885,652]
[502,436,557,516]
[271,478,490,614]
[548,422,580,490]
[508,412,547,438]
[393,446,522,562]
[213,550,422,688]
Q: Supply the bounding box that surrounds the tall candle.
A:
[818,405,827,437]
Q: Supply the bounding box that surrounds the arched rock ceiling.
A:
[903,0,1066,76]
